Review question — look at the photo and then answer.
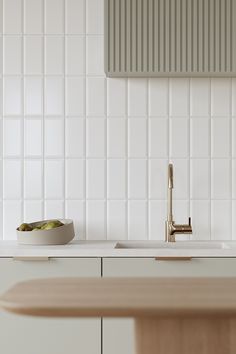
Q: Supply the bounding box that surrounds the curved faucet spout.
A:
[167,164,173,223]
[168,163,173,189]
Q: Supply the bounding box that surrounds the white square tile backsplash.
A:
[0,0,235,240]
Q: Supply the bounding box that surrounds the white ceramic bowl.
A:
[16,219,75,245]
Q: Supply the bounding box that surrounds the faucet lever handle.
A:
[188,217,192,227]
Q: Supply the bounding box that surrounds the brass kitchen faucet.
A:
[165,164,192,242]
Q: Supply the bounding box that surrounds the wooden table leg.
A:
[135,317,236,354]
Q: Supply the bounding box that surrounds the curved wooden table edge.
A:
[2,277,236,354]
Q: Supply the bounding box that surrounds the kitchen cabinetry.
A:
[102,257,236,354]
[0,257,101,354]
[2,254,236,354]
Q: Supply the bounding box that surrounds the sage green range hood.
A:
[105,0,236,77]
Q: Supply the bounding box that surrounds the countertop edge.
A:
[0,241,236,257]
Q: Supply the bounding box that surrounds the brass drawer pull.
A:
[13,256,50,261]
[155,256,192,261]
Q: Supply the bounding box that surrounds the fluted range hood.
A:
[105,0,236,77]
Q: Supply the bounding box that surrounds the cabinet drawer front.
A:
[103,257,236,354]
[0,258,101,291]
[0,258,101,354]
[103,257,236,277]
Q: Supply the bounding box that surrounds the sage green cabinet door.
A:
[103,257,236,354]
[0,258,101,354]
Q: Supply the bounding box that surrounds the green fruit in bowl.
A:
[18,223,33,232]
[40,223,48,230]
[18,220,64,232]
[43,220,64,230]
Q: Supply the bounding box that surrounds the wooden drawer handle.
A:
[155,256,192,261]
[13,256,50,261]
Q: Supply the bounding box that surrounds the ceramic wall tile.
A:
[107,201,127,240]
[169,78,189,117]
[86,118,105,158]
[24,160,42,199]
[107,79,126,116]
[86,159,105,199]
[66,0,85,34]
[3,119,21,157]
[44,119,64,157]
[86,200,106,240]
[24,36,43,74]
[86,35,104,75]
[108,159,126,199]
[128,159,147,199]
[128,79,148,117]
[25,119,42,157]
[190,79,210,116]
[128,119,147,158]
[24,0,43,34]
[3,160,22,199]
[107,118,126,158]
[45,36,64,74]
[211,78,231,117]
[86,0,104,34]
[45,0,64,34]
[44,160,64,199]
[66,36,84,75]
[4,36,22,74]
[211,159,231,199]
[45,77,64,116]
[3,0,22,34]
[128,201,147,240]
[65,159,84,199]
[149,78,168,117]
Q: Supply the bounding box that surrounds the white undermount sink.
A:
[115,241,229,250]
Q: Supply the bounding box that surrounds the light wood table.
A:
[1,277,236,354]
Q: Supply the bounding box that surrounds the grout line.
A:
[42,0,46,219]
[0,73,107,78]
[209,78,212,240]
[1,198,235,202]
[84,0,87,241]
[232,81,235,239]
[105,73,108,241]
[188,78,191,240]
[146,78,149,240]
[101,257,103,354]
[21,0,25,224]
[1,112,234,119]
[63,0,66,219]
[166,78,170,241]
[230,78,233,240]
[1,0,4,239]
[1,156,234,161]
[126,78,129,240]
[1,33,104,37]
[167,78,170,162]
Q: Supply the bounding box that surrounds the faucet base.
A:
[165,220,192,243]
[165,221,176,242]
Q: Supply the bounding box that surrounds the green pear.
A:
[18,223,33,232]
[40,223,48,230]
[42,220,64,230]
[52,220,64,227]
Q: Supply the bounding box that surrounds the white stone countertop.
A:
[0,240,236,257]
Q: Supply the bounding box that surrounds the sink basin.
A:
[115,241,229,250]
